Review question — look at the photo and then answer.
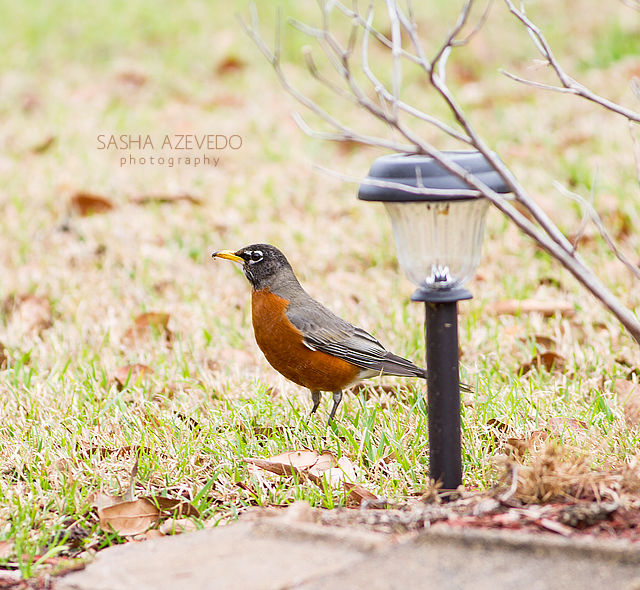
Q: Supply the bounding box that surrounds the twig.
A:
[241,2,640,345]
[503,0,640,124]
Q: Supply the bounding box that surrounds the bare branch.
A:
[504,0,640,124]
[553,182,640,280]
[314,163,482,197]
[241,2,640,344]
[629,122,640,188]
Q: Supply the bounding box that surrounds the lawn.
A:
[0,0,639,578]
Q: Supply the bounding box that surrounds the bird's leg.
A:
[310,390,321,416]
[328,390,343,422]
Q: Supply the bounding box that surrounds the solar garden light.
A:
[358,151,510,490]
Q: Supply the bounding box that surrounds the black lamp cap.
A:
[357,150,511,202]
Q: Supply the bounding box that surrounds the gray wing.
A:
[286,297,426,379]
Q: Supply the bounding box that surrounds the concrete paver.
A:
[58,511,640,590]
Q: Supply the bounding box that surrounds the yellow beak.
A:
[212,250,244,264]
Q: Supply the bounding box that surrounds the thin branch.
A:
[553,181,640,280]
[241,3,640,345]
[504,0,640,124]
[314,163,482,197]
[629,122,640,189]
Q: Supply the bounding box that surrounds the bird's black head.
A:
[212,243,297,291]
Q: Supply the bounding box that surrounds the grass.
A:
[0,0,639,578]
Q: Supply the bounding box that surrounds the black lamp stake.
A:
[358,151,511,491]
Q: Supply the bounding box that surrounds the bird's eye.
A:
[249,250,263,263]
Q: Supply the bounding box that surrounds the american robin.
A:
[212,243,429,421]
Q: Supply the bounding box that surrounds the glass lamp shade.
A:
[384,198,490,289]
[358,151,511,295]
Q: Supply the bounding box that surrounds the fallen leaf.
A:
[31,135,56,154]
[546,417,588,434]
[112,364,154,388]
[130,193,202,206]
[0,539,13,559]
[215,55,246,75]
[116,70,147,87]
[99,498,161,536]
[9,295,52,334]
[143,496,200,519]
[615,379,640,427]
[245,449,358,488]
[344,483,379,507]
[124,312,172,345]
[518,351,566,375]
[308,454,357,487]
[245,449,321,477]
[69,192,115,216]
[0,342,7,369]
[519,334,556,349]
[492,299,575,317]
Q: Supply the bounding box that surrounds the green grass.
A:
[0,0,639,579]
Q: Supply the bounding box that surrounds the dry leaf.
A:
[546,417,588,434]
[31,135,56,154]
[245,449,358,488]
[345,483,379,507]
[130,193,201,206]
[245,449,321,477]
[216,55,246,75]
[0,342,7,369]
[112,364,154,388]
[143,496,200,519]
[615,379,640,426]
[98,498,161,536]
[69,192,115,216]
[0,540,14,559]
[518,351,566,375]
[116,70,147,87]
[10,295,52,334]
[492,299,575,317]
[124,312,172,345]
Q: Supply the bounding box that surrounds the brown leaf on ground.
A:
[344,483,379,507]
[215,55,246,75]
[143,496,200,519]
[0,539,14,559]
[116,70,147,87]
[518,351,566,375]
[245,449,358,488]
[0,342,7,369]
[123,312,172,345]
[492,299,575,317]
[245,449,321,477]
[112,364,154,388]
[506,431,548,458]
[546,417,588,435]
[31,134,56,154]
[9,295,53,334]
[615,379,640,426]
[519,334,556,349]
[98,498,161,536]
[130,193,202,206]
[69,192,115,216]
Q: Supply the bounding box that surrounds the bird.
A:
[212,243,429,421]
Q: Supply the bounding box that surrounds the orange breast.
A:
[251,288,362,392]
